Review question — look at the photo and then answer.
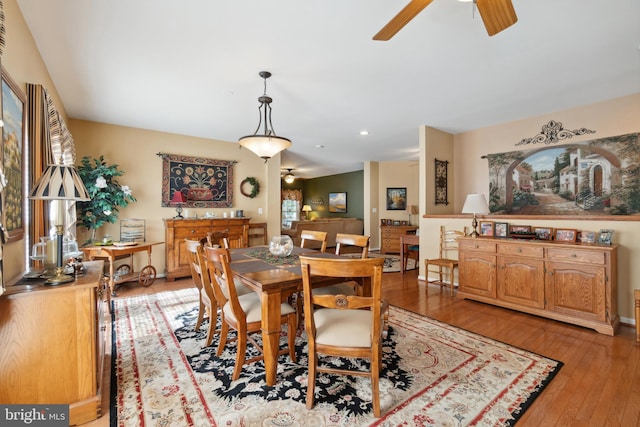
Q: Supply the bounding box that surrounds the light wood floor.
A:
[85,270,640,427]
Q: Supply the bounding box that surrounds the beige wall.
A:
[69,120,278,274]
[419,93,640,323]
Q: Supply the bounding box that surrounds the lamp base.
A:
[44,267,75,285]
[470,214,479,238]
[174,206,184,219]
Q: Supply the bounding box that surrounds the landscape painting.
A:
[486,133,640,216]
[328,192,347,213]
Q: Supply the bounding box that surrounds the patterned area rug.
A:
[344,252,416,273]
[111,288,562,426]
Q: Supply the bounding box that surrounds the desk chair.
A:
[424,225,467,296]
[204,246,297,381]
[402,232,419,274]
[299,256,388,417]
[300,230,328,252]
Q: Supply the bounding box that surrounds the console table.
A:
[0,261,107,425]
[458,237,618,335]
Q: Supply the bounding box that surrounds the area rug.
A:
[344,252,416,273]
[111,288,562,426]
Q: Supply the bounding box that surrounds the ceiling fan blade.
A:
[475,0,518,36]
[373,0,435,41]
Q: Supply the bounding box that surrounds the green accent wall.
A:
[301,171,364,220]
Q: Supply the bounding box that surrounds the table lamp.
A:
[461,193,489,238]
[301,204,312,220]
[171,191,187,219]
[406,205,418,225]
[29,163,91,284]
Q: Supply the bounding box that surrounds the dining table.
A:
[228,245,362,386]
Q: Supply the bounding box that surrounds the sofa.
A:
[282,218,364,248]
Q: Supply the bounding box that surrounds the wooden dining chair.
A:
[185,239,218,346]
[203,246,297,381]
[402,232,419,273]
[424,225,467,296]
[299,256,388,417]
[314,233,371,297]
[300,230,328,253]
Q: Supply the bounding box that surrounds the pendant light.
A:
[283,168,295,184]
[239,71,292,162]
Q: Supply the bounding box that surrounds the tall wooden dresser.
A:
[380,225,418,254]
[0,261,107,425]
[164,217,250,280]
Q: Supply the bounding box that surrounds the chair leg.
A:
[232,328,247,381]
[371,360,381,418]
[217,322,229,356]
[195,300,205,331]
[287,313,297,363]
[205,303,218,346]
[306,348,317,410]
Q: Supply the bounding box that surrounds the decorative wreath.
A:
[240,177,260,198]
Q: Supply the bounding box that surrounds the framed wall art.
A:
[435,158,449,205]
[1,67,26,243]
[328,192,347,213]
[158,153,235,208]
[386,187,407,210]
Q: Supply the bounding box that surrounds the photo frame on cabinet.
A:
[494,222,509,238]
[555,228,578,242]
[534,227,554,240]
[479,221,494,237]
[580,231,597,244]
[510,225,532,234]
[598,229,613,245]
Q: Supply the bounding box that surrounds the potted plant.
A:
[76,155,136,244]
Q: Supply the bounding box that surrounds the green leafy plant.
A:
[76,156,136,235]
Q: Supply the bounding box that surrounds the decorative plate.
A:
[113,241,138,247]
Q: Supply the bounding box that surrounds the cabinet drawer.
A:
[174,227,209,239]
[547,248,605,265]
[459,239,496,253]
[497,243,543,258]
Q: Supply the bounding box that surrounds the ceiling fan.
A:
[373,0,517,41]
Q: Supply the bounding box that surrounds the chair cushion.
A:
[312,282,357,296]
[408,245,420,251]
[223,293,295,324]
[313,308,372,347]
[216,275,253,298]
[200,288,211,306]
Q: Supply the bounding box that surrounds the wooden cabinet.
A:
[164,218,249,280]
[458,237,618,335]
[380,225,418,254]
[0,261,106,425]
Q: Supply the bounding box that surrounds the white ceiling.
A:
[16,0,640,179]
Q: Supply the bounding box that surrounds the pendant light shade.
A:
[283,168,295,184]
[239,71,292,162]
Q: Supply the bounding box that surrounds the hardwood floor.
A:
[86,271,640,427]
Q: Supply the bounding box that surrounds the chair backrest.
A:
[335,233,370,258]
[203,245,245,322]
[439,226,467,259]
[299,256,384,335]
[300,230,328,253]
[185,238,215,301]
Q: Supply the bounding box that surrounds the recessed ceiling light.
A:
[315,144,325,149]
[360,130,369,136]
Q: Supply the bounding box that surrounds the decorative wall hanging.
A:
[386,187,407,210]
[515,120,596,146]
[158,153,235,208]
[435,158,449,205]
[486,132,640,217]
[2,67,26,243]
[328,192,347,213]
[240,177,260,198]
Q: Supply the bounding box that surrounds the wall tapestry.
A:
[158,153,236,208]
[435,158,448,205]
[486,132,640,216]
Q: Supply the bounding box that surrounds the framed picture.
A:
[328,192,347,213]
[494,222,509,238]
[534,227,554,240]
[580,231,597,244]
[555,228,578,242]
[479,221,494,237]
[510,225,531,234]
[598,229,614,245]
[434,158,448,205]
[386,187,407,210]
[2,67,26,244]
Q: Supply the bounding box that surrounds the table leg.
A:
[108,256,116,296]
[400,241,406,274]
[261,290,283,386]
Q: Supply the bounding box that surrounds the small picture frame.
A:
[534,227,553,240]
[479,221,494,237]
[580,231,597,244]
[555,228,578,242]
[494,222,509,238]
[510,225,532,234]
[598,229,614,245]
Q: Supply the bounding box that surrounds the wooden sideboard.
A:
[0,261,107,425]
[164,218,250,280]
[380,225,418,254]
[458,237,619,335]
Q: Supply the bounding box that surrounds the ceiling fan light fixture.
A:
[283,168,295,184]
[239,71,292,162]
